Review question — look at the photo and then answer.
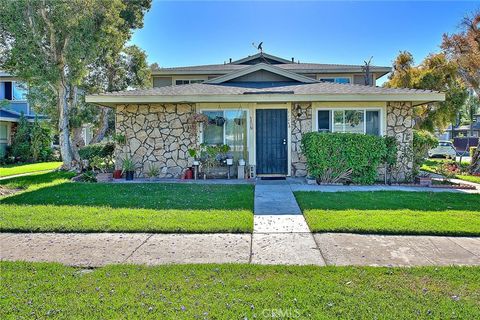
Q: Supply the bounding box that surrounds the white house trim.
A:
[204,63,319,84]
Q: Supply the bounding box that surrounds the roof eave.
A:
[85,92,445,106]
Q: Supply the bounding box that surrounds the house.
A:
[85,52,445,181]
[0,71,39,158]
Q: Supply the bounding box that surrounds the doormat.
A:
[260,177,286,180]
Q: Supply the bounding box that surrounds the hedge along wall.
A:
[301,132,388,184]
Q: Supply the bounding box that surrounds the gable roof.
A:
[204,63,319,84]
[230,52,292,65]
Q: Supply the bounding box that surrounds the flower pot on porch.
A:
[125,171,135,181]
[113,170,123,179]
[415,176,432,187]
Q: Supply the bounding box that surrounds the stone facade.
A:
[291,103,312,177]
[290,101,414,181]
[115,104,195,178]
[385,101,414,182]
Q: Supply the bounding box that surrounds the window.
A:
[319,77,351,84]
[175,79,203,85]
[317,108,381,136]
[0,81,27,100]
[201,110,249,159]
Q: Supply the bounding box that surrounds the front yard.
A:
[295,191,480,236]
[421,159,480,184]
[0,173,254,233]
[0,161,62,178]
[1,262,479,319]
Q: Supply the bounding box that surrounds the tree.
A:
[384,51,468,132]
[86,45,151,143]
[0,0,151,169]
[442,10,480,173]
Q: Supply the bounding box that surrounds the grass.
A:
[421,159,480,184]
[0,161,62,177]
[0,172,254,233]
[1,262,479,319]
[295,191,480,236]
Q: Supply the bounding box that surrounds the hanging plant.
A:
[234,118,245,126]
[188,113,208,124]
[215,116,226,126]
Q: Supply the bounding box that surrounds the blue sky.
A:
[130,1,479,84]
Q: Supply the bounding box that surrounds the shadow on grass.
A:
[0,171,75,190]
[294,191,480,211]
[1,182,254,211]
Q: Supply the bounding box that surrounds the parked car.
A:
[428,140,457,158]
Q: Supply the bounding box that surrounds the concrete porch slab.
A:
[251,233,325,265]
[125,233,251,265]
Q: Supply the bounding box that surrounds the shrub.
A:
[79,142,114,161]
[9,114,31,162]
[413,130,438,176]
[30,117,52,162]
[301,132,388,185]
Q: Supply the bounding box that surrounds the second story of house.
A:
[0,71,38,122]
[151,52,391,88]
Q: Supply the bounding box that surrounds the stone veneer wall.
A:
[385,101,414,182]
[291,103,312,177]
[290,101,414,181]
[115,104,195,178]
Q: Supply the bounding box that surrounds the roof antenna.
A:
[362,56,373,86]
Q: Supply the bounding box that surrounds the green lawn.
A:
[295,191,480,236]
[1,262,479,319]
[0,173,254,233]
[0,161,62,177]
[421,159,480,184]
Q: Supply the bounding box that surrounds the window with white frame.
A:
[317,108,381,136]
[319,77,350,84]
[175,79,204,85]
[201,110,249,159]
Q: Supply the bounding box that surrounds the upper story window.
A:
[0,81,28,101]
[175,79,204,85]
[319,77,350,84]
[317,108,381,136]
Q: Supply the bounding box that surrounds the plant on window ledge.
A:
[199,143,230,178]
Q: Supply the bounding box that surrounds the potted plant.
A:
[146,163,159,180]
[122,156,136,181]
[215,116,226,126]
[188,148,200,166]
[415,172,432,187]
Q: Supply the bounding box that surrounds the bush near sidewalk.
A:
[301,132,394,184]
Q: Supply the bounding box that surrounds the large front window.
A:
[202,110,249,160]
[317,108,381,136]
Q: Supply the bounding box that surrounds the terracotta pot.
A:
[113,170,123,179]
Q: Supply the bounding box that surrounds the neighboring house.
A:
[0,71,38,157]
[86,52,445,181]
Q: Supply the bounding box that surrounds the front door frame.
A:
[253,103,291,176]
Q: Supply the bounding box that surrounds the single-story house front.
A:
[85,52,445,181]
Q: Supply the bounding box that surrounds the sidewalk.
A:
[1,232,478,267]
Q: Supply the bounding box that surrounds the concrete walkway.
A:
[254,180,301,215]
[1,232,479,267]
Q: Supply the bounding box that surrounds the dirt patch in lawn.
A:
[0,186,22,196]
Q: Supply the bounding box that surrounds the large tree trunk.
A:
[57,80,78,170]
[471,141,480,174]
[90,106,110,143]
